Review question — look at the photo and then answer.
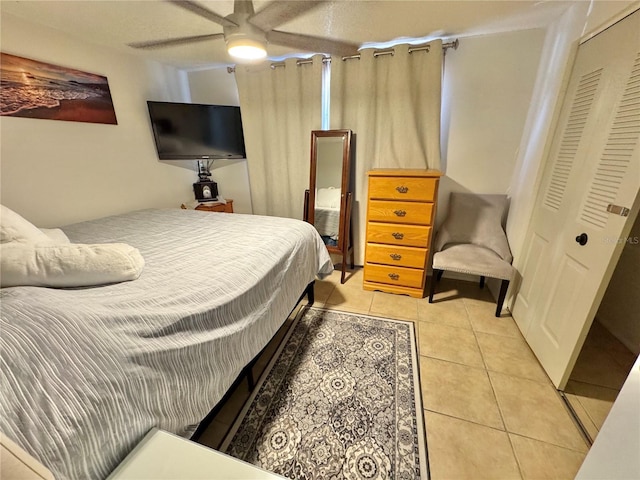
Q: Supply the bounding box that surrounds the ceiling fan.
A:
[128,0,361,61]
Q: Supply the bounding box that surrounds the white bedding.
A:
[314,206,341,239]
[0,242,144,288]
[0,208,333,479]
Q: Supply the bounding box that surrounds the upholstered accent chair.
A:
[429,193,515,317]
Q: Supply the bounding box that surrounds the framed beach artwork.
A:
[0,53,117,125]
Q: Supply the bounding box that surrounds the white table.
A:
[107,428,285,480]
[576,355,640,479]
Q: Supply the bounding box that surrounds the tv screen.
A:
[147,101,246,160]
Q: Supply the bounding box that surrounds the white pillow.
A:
[316,187,341,209]
[39,228,70,244]
[0,205,49,244]
[0,242,145,288]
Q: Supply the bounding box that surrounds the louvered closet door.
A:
[512,10,640,389]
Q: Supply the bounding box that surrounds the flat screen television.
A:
[147,101,246,160]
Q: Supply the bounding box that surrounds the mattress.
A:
[314,206,341,239]
[0,209,333,479]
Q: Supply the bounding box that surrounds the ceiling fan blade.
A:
[268,30,360,57]
[168,0,237,28]
[128,33,225,50]
[233,0,255,17]
[249,1,325,31]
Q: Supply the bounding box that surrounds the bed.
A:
[314,206,340,242]
[0,208,333,479]
[314,187,342,246]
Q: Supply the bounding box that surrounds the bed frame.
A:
[191,281,315,441]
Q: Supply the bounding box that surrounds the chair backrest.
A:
[434,193,512,262]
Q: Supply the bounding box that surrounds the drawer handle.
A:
[396,186,409,194]
[391,232,404,240]
[390,253,402,261]
[394,210,407,217]
[388,273,400,281]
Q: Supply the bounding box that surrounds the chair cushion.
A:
[433,244,514,280]
[434,193,512,263]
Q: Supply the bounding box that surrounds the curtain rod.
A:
[226,39,458,73]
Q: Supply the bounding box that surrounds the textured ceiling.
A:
[1,0,575,69]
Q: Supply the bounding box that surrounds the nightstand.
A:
[181,200,234,213]
[107,428,284,479]
[196,200,233,213]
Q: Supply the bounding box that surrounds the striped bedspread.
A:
[0,209,333,479]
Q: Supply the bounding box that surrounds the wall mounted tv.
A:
[147,101,246,160]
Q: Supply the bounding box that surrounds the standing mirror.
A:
[304,129,354,283]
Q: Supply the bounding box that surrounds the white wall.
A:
[186,68,253,214]
[438,28,545,226]
[188,68,239,106]
[505,4,587,267]
[582,1,640,39]
[0,13,197,227]
[596,214,640,355]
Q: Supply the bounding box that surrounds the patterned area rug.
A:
[221,307,428,479]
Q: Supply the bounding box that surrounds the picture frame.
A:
[0,52,117,125]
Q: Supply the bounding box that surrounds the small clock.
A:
[193,181,218,202]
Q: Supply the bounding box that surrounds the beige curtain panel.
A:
[330,41,443,264]
[235,55,323,219]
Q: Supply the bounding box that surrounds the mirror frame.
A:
[306,129,355,283]
[308,130,351,239]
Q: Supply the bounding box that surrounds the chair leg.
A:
[479,276,485,289]
[495,279,510,317]
[436,269,444,281]
[429,270,441,303]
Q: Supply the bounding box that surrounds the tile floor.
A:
[197,268,591,479]
[564,319,637,443]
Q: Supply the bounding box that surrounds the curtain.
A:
[330,41,443,264]
[235,55,323,219]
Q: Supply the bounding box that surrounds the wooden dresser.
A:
[363,169,441,298]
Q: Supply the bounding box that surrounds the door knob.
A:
[575,233,588,246]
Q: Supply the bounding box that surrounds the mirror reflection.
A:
[314,137,345,247]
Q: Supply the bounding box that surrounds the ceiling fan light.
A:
[227,38,267,60]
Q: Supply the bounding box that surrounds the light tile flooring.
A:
[197,268,590,479]
[564,319,637,442]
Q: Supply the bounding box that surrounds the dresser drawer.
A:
[367,200,433,225]
[369,176,437,202]
[367,222,431,248]
[364,263,425,289]
[366,243,427,269]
